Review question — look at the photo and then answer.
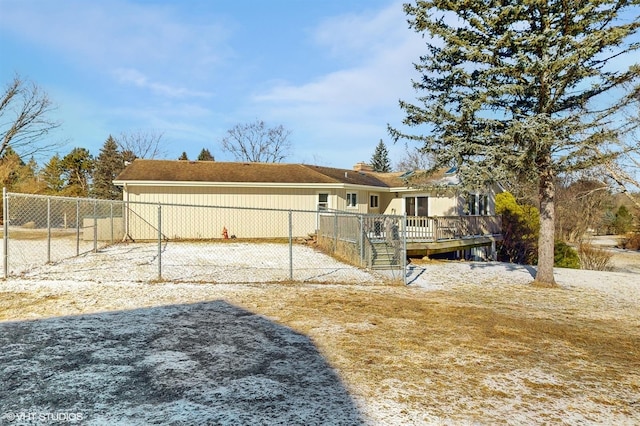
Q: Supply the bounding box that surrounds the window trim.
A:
[370,194,379,209]
[466,193,489,215]
[317,192,329,211]
[405,195,428,217]
[346,192,358,209]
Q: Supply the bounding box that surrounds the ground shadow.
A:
[0,301,365,425]
[468,261,537,279]
[405,261,538,285]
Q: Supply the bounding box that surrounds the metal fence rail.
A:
[2,191,407,284]
[2,190,124,277]
[317,211,406,282]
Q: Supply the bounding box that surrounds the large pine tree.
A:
[60,147,93,197]
[92,136,124,199]
[371,139,391,172]
[41,153,65,194]
[390,0,640,286]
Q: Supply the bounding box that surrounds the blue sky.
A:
[0,0,424,169]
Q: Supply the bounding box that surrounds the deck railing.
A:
[404,215,502,241]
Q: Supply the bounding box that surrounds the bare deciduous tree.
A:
[116,130,166,160]
[600,144,640,211]
[0,75,61,158]
[590,99,640,211]
[220,120,292,163]
[394,142,435,172]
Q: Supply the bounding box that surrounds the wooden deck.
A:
[403,215,502,257]
[361,215,502,257]
[319,213,503,265]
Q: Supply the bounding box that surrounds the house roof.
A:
[113,160,394,188]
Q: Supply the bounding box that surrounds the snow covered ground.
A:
[0,239,638,425]
[4,241,393,284]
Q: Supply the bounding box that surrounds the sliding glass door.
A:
[405,196,428,217]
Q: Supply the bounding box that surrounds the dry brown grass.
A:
[1,279,637,424]
[241,285,639,423]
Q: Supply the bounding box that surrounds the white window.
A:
[347,192,357,208]
[318,193,329,211]
[370,195,379,208]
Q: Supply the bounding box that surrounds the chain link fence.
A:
[2,191,407,284]
[2,191,124,276]
[317,211,406,282]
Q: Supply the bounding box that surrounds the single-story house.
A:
[113,160,502,256]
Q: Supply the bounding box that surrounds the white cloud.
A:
[0,0,231,92]
[254,1,422,114]
[313,1,411,60]
[112,68,213,99]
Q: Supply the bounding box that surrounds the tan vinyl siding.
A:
[123,185,331,239]
[125,202,319,240]
[382,195,403,215]
[334,189,368,213]
[379,192,402,215]
[367,191,381,213]
[125,185,331,211]
[430,196,459,216]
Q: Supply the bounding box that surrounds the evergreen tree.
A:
[61,147,94,197]
[613,205,634,234]
[0,146,24,189]
[178,152,189,160]
[41,153,65,194]
[370,139,391,172]
[12,156,44,193]
[92,135,124,199]
[390,0,640,286]
[197,148,215,161]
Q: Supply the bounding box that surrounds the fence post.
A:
[110,202,114,244]
[93,200,98,253]
[157,203,162,281]
[76,199,80,256]
[3,188,8,278]
[288,210,293,281]
[333,211,338,253]
[359,215,364,267]
[403,213,408,286]
[47,197,51,263]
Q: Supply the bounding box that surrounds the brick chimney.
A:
[353,162,373,172]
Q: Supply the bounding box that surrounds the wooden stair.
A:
[369,240,401,269]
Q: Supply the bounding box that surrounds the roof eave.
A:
[113,180,393,190]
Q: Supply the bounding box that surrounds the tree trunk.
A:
[535,166,557,287]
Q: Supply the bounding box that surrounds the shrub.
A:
[554,241,580,269]
[495,192,539,264]
[612,205,634,234]
[578,242,613,271]
[619,232,640,250]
